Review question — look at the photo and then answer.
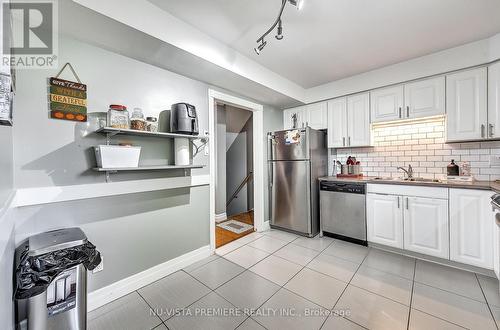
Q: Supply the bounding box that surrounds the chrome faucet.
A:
[397,164,413,179]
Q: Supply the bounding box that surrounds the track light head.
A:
[288,0,304,10]
[254,40,267,55]
[275,20,283,40]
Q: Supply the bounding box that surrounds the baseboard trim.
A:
[215,212,227,223]
[88,245,211,312]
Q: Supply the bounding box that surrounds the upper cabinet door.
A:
[367,193,404,248]
[307,102,328,130]
[450,189,494,269]
[283,106,307,129]
[489,63,500,139]
[404,77,445,119]
[370,85,404,123]
[403,197,449,259]
[283,109,294,129]
[446,68,488,142]
[327,98,347,148]
[347,93,371,147]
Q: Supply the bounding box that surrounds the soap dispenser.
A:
[447,159,460,176]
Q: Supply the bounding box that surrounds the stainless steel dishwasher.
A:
[319,181,367,245]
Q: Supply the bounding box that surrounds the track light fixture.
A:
[254,0,303,55]
[254,39,267,55]
[275,20,283,40]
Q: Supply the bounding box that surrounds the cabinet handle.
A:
[481,124,486,138]
[399,107,402,119]
[490,124,494,138]
[397,197,400,209]
[406,106,410,118]
[348,137,351,146]
[405,197,409,210]
[342,137,346,146]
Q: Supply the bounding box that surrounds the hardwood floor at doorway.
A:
[216,210,254,248]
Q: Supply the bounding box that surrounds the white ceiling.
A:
[148,0,500,89]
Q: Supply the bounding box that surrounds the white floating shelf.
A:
[93,165,205,172]
[96,127,206,140]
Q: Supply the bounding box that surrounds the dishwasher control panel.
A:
[320,181,365,194]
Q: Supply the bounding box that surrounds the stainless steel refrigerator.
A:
[267,127,327,237]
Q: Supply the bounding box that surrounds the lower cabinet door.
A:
[450,189,494,269]
[367,193,403,248]
[404,197,449,259]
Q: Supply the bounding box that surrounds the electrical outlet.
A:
[93,257,103,273]
[491,155,500,167]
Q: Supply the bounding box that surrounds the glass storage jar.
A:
[146,117,158,132]
[107,104,130,129]
[130,108,146,131]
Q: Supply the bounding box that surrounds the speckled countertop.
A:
[319,176,500,193]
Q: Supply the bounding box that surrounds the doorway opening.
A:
[214,103,254,248]
[208,89,265,252]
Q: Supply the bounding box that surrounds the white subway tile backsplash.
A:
[332,117,500,180]
[411,145,427,151]
[452,149,470,155]
[435,150,452,156]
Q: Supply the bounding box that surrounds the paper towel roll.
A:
[174,138,190,165]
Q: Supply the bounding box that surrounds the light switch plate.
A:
[490,155,500,167]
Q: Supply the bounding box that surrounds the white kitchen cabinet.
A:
[370,85,404,123]
[404,197,449,259]
[327,98,347,148]
[306,102,328,130]
[449,189,494,269]
[446,68,488,142]
[489,63,500,140]
[347,93,371,147]
[327,93,371,148]
[367,193,404,248]
[283,106,307,129]
[404,76,445,119]
[283,108,294,129]
[494,211,500,279]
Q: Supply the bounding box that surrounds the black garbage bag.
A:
[14,241,101,299]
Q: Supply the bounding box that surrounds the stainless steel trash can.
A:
[15,228,89,330]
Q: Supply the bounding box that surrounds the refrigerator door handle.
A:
[269,163,273,188]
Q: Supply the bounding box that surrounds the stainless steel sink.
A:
[372,177,442,183]
[405,177,442,183]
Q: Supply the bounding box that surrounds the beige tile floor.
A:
[88,230,500,330]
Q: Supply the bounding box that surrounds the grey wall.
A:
[215,105,227,216]
[13,36,209,189]
[0,125,15,330]
[13,186,209,292]
[226,115,253,216]
[12,36,211,293]
[0,126,13,206]
[245,118,254,211]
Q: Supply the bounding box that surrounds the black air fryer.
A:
[170,103,199,135]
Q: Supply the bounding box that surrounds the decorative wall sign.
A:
[48,63,87,122]
[0,73,13,126]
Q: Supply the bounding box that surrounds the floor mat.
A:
[217,220,254,234]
